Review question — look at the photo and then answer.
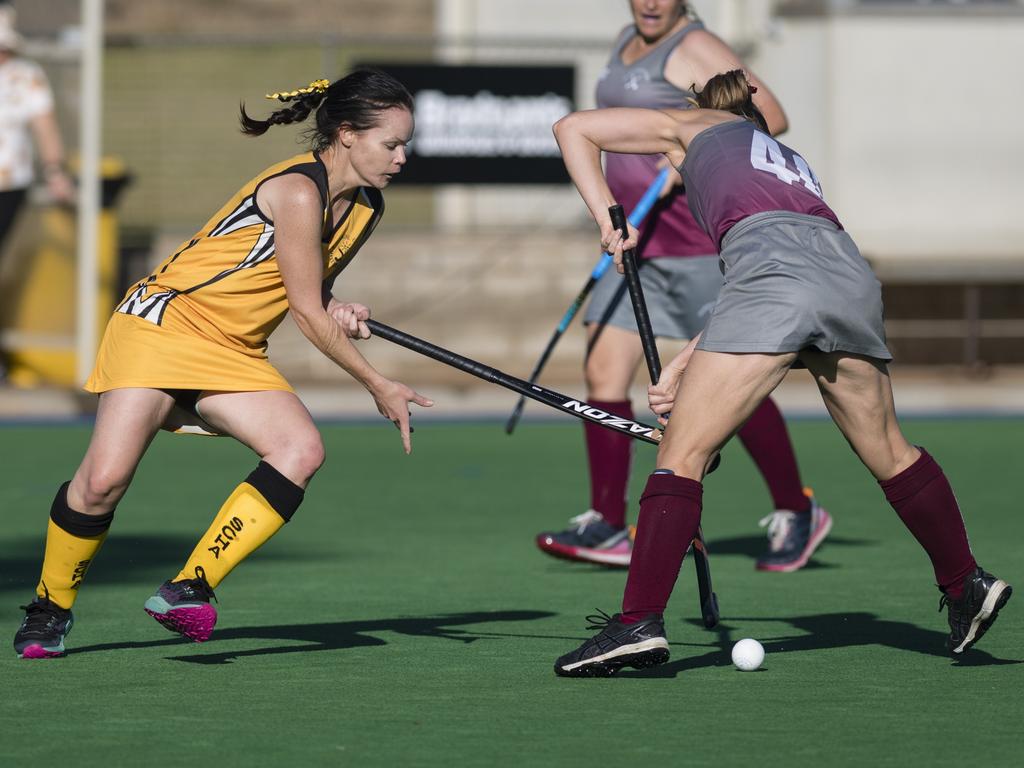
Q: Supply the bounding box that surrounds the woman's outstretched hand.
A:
[648,334,701,426]
[368,378,434,454]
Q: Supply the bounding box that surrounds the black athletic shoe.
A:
[554,610,669,677]
[940,566,1012,655]
[14,596,74,659]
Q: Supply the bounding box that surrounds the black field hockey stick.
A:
[366,319,666,445]
[610,204,721,630]
[504,167,671,435]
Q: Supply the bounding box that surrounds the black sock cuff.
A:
[245,462,305,522]
[49,481,114,537]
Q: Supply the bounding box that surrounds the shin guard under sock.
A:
[583,399,634,529]
[36,482,114,609]
[175,462,304,588]
[621,473,703,621]
[879,449,976,598]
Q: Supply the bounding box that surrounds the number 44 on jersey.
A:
[750,132,824,199]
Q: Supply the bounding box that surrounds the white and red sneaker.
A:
[536,510,633,567]
[755,495,832,572]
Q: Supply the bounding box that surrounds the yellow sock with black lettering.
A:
[36,482,114,610]
[175,461,305,588]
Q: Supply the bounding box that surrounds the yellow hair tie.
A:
[265,79,330,102]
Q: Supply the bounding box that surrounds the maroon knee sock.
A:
[621,473,702,621]
[879,448,977,598]
[737,398,809,513]
[583,399,633,529]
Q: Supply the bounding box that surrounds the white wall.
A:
[758,10,1024,258]
[834,17,1022,257]
[435,1,1024,259]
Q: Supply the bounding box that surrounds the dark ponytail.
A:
[239,69,413,150]
[692,69,769,134]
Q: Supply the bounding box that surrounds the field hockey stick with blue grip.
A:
[610,203,721,630]
[504,166,672,435]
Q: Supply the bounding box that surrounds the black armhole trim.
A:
[360,186,385,239]
[336,187,385,253]
[322,187,385,288]
[252,156,330,227]
[321,182,381,245]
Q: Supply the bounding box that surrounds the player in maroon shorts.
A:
[536,0,829,572]
[549,70,1011,676]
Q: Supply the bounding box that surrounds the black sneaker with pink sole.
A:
[756,496,832,572]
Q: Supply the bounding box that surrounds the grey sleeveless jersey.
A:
[595,22,704,110]
[595,21,716,258]
[680,120,842,248]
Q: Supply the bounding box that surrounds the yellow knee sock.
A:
[36,483,114,610]
[176,462,304,588]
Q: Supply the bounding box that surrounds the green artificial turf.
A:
[1,418,1021,767]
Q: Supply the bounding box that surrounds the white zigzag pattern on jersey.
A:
[117,201,277,326]
[116,283,178,324]
[209,195,265,238]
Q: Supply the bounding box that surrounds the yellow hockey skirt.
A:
[85,313,293,394]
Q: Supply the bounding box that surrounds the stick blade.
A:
[701,592,720,629]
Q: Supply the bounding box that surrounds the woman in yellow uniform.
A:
[13,69,431,658]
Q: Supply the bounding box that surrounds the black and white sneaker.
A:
[554,610,669,677]
[940,566,1012,655]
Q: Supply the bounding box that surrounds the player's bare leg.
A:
[584,324,645,401]
[802,349,1011,654]
[799,350,916,479]
[71,388,178,513]
[197,390,325,486]
[653,350,797,478]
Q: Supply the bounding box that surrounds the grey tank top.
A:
[595,21,717,258]
[595,21,704,110]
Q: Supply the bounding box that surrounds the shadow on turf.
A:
[617,611,1021,678]
[706,534,874,560]
[68,610,556,664]
[537,535,872,576]
[0,534,331,596]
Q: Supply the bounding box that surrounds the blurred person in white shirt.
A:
[0,6,74,377]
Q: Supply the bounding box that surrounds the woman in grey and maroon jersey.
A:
[535,0,831,573]
[549,70,1011,676]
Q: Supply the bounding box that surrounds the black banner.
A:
[360,63,575,184]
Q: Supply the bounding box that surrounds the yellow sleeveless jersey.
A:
[85,152,384,395]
